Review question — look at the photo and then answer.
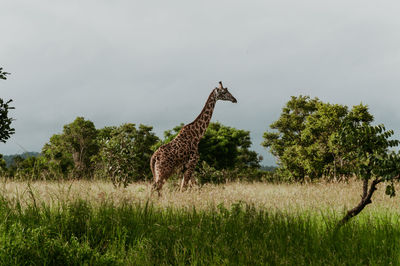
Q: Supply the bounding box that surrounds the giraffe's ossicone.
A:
[150,81,237,195]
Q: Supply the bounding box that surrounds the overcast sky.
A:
[1,1,400,165]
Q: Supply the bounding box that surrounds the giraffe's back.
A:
[154,138,192,167]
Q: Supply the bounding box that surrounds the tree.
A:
[262,96,319,180]
[299,102,349,179]
[0,99,14,143]
[161,122,261,170]
[263,95,400,225]
[262,96,374,181]
[199,122,261,169]
[42,134,74,177]
[336,110,400,225]
[98,123,159,187]
[0,67,14,143]
[62,117,99,177]
[42,117,98,178]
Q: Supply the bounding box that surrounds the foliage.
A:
[262,96,376,181]
[0,67,10,80]
[6,155,49,180]
[98,124,159,187]
[338,112,397,181]
[336,112,400,224]
[41,117,99,179]
[2,152,41,167]
[194,161,227,185]
[62,117,99,177]
[0,99,15,143]
[0,67,14,143]
[161,122,261,170]
[12,119,159,183]
[96,126,115,141]
[42,134,74,178]
[193,161,272,185]
[200,122,261,169]
[0,155,6,175]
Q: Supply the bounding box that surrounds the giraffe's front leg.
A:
[180,153,199,192]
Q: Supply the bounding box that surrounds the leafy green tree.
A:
[0,67,14,143]
[199,122,261,169]
[98,123,159,187]
[96,126,115,142]
[161,122,261,170]
[42,117,98,178]
[62,117,99,177]
[262,96,375,181]
[336,110,400,225]
[262,96,321,180]
[42,134,74,178]
[90,126,116,173]
[299,102,350,179]
[0,99,14,143]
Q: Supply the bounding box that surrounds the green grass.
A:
[0,196,399,265]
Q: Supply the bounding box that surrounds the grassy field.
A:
[2,179,400,213]
[0,179,400,265]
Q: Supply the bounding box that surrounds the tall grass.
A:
[0,193,399,265]
[1,179,400,214]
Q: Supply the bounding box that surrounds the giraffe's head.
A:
[214,81,237,103]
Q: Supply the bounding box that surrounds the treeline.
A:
[1,95,400,188]
[2,152,40,167]
[0,119,265,186]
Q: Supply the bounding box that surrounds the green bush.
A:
[97,123,159,187]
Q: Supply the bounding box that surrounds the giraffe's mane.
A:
[185,89,215,128]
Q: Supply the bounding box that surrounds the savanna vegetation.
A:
[0,180,399,265]
[2,67,400,264]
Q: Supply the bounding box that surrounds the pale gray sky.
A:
[1,1,400,165]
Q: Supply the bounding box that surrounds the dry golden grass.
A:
[1,178,400,214]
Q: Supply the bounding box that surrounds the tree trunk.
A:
[337,178,381,227]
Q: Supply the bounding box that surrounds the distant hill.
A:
[2,152,41,167]
[260,165,277,172]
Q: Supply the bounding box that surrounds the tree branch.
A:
[338,178,382,227]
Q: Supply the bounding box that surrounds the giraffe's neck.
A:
[188,89,217,139]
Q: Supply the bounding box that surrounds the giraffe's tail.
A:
[150,153,162,196]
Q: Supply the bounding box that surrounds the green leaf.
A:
[385,183,396,198]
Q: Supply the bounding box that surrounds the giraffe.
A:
[150,81,237,195]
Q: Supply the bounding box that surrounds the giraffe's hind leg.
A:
[180,153,199,192]
[151,180,164,197]
[151,171,165,197]
[151,160,172,197]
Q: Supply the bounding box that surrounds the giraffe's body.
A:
[151,82,237,194]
